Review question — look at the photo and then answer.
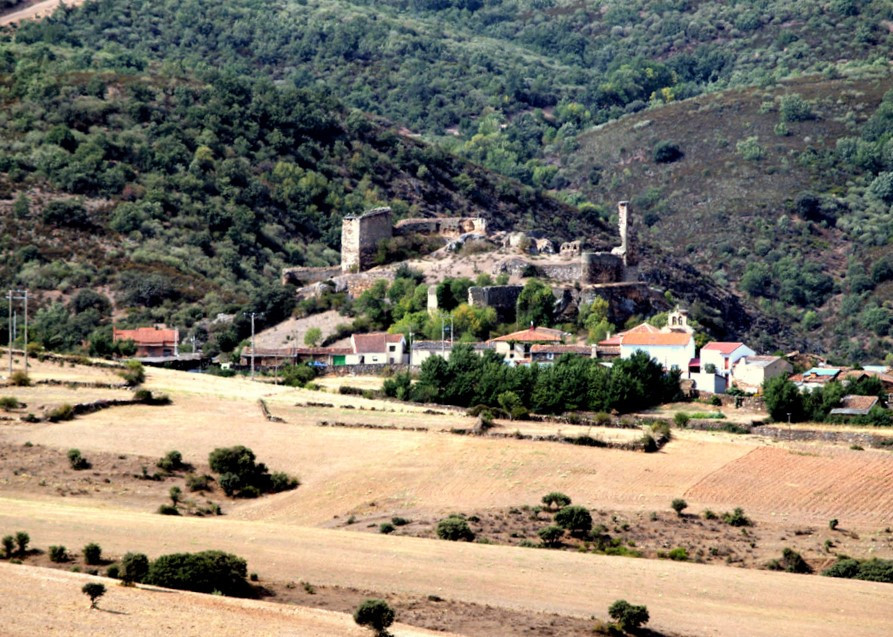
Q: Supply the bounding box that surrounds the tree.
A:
[2,535,14,559]
[516,279,554,327]
[537,525,564,547]
[83,543,102,565]
[119,360,146,386]
[762,376,803,422]
[15,531,29,556]
[169,486,182,506]
[145,550,249,596]
[353,598,395,636]
[303,327,322,347]
[671,498,688,516]
[81,582,106,609]
[652,140,683,163]
[554,505,592,536]
[436,516,475,541]
[541,492,571,510]
[121,552,150,585]
[608,599,650,631]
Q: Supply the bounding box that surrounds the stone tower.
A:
[611,200,637,268]
[341,207,393,272]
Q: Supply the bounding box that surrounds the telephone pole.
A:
[6,289,28,375]
[250,312,256,380]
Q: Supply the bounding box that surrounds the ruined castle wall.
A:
[393,217,486,237]
[341,207,392,272]
[281,266,341,286]
[468,285,523,321]
[579,283,667,326]
[581,252,623,284]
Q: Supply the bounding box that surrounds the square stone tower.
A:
[341,207,393,272]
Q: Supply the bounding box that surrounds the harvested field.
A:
[0,563,455,637]
[0,498,891,637]
[685,445,893,524]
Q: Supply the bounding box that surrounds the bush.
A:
[106,564,120,578]
[722,507,752,527]
[81,582,106,608]
[652,140,684,163]
[829,518,839,530]
[47,404,75,422]
[354,598,395,635]
[608,599,650,631]
[2,535,14,558]
[157,450,184,472]
[391,517,410,526]
[121,552,149,584]
[9,371,31,386]
[0,396,20,410]
[673,412,689,427]
[537,525,564,547]
[145,550,249,596]
[778,94,815,122]
[49,545,68,563]
[119,360,145,386]
[158,504,180,515]
[186,474,212,492]
[667,546,689,561]
[702,509,718,520]
[269,471,299,493]
[671,498,688,516]
[67,448,91,470]
[541,492,572,509]
[436,516,475,542]
[554,505,592,536]
[209,445,298,497]
[766,548,812,574]
[83,543,102,565]
[14,531,29,556]
[379,522,395,535]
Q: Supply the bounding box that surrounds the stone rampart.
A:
[394,217,486,237]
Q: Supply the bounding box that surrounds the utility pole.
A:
[250,312,256,380]
[6,290,11,376]
[6,289,28,374]
[22,289,27,371]
[450,314,453,348]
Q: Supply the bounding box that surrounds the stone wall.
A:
[394,217,486,237]
[579,283,669,326]
[281,266,341,286]
[468,285,524,321]
[581,251,623,284]
[341,207,393,272]
[752,424,893,448]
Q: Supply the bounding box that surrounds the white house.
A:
[619,331,695,371]
[347,332,407,365]
[700,342,756,377]
[731,355,793,392]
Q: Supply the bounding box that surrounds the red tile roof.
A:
[701,342,745,355]
[113,327,178,346]
[597,322,660,346]
[621,332,692,347]
[838,395,879,411]
[489,326,564,343]
[352,332,404,354]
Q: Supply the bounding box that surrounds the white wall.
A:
[620,342,695,371]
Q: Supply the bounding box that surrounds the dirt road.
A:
[1,497,890,637]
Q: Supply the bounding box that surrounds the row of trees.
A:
[762,375,889,425]
[385,348,681,414]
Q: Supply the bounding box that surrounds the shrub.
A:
[766,548,812,574]
[0,396,20,410]
[538,525,564,547]
[169,486,182,505]
[667,546,689,561]
[554,505,593,536]
[81,582,106,609]
[391,517,410,527]
[2,535,14,559]
[120,552,149,584]
[145,550,249,596]
[47,404,75,422]
[106,564,120,578]
[158,504,180,516]
[652,140,684,163]
[269,471,299,493]
[673,412,689,427]
[379,522,395,534]
[722,508,752,527]
[15,531,29,556]
[218,472,241,497]
[436,516,475,542]
[186,474,212,492]
[703,509,718,520]
[608,599,650,632]
[9,371,31,386]
[778,94,815,122]
[671,499,688,516]
[157,450,184,472]
[67,449,91,470]
[829,518,839,530]
[354,598,395,635]
[541,492,572,509]
[736,135,764,161]
[49,545,68,563]
[119,360,145,386]
[83,543,102,565]
[208,445,298,497]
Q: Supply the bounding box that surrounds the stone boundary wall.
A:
[393,217,486,237]
[281,266,341,286]
[751,425,893,448]
[325,363,410,376]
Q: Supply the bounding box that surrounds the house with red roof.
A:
[347,332,407,365]
[619,330,695,371]
[113,325,179,358]
[487,326,566,363]
[596,323,660,358]
[700,342,755,377]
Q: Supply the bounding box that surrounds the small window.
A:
[388,344,396,352]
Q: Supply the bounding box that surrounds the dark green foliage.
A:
[829,518,839,530]
[666,546,689,561]
[671,498,688,516]
[608,599,650,631]
[14,531,29,556]
[436,516,475,542]
[119,361,145,386]
[158,504,180,515]
[762,376,803,422]
[157,450,184,472]
[186,474,212,492]
[47,404,75,422]
[83,543,102,565]
[541,492,571,509]
[42,199,90,229]
[537,525,563,547]
[391,517,410,526]
[49,545,69,563]
[379,522,395,534]
[516,279,555,328]
[281,364,318,388]
[208,446,298,497]
[67,448,91,470]
[81,582,106,608]
[2,535,14,559]
[121,552,150,584]
[145,550,249,596]
[722,507,752,527]
[554,505,592,536]
[652,140,684,163]
[353,598,395,635]
[106,564,120,578]
[0,397,20,411]
[766,548,812,573]
[823,557,893,583]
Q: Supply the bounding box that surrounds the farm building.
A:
[700,342,756,376]
[113,325,179,358]
[732,355,793,392]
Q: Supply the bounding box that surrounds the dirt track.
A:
[0,497,890,637]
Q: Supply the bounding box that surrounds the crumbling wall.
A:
[341,207,392,272]
[468,285,523,321]
[393,217,487,237]
[578,283,668,326]
[581,252,623,284]
[281,266,341,286]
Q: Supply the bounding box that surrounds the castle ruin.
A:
[581,200,637,284]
